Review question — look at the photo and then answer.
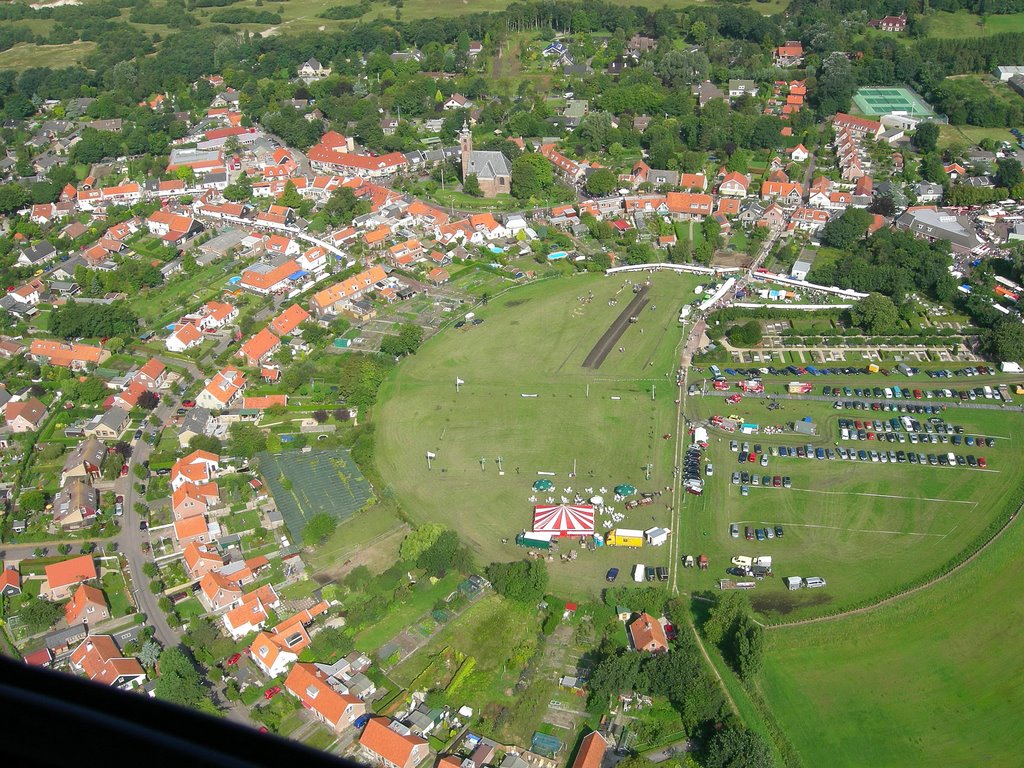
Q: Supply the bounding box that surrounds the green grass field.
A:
[678,394,1022,621]
[924,9,1024,38]
[0,41,96,70]
[376,271,700,595]
[760,498,1024,767]
[939,123,1017,149]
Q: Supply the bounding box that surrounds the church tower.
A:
[459,120,472,181]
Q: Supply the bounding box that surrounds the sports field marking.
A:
[791,487,978,504]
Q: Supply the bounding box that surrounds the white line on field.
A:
[790,487,977,504]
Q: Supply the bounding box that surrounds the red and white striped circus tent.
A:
[532,504,595,537]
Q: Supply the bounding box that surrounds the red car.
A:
[913,389,922,399]
[725,394,742,405]
[747,452,757,463]
[182,400,196,408]
[263,686,281,700]
[978,457,987,468]
[120,464,129,477]
[225,653,242,666]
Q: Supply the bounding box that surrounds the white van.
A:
[946,452,957,465]
[633,564,645,583]
[883,388,893,399]
[804,576,826,588]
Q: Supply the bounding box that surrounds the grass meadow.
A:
[924,9,1024,38]
[679,393,1023,621]
[759,499,1024,767]
[375,270,701,595]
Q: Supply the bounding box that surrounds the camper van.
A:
[632,564,646,583]
[804,577,826,588]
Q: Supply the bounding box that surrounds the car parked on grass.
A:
[263,686,281,700]
[774,526,784,538]
[226,653,242,666]
[730,523,739,538]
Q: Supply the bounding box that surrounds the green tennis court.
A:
[853,86,935,117]
[258,447,373,541]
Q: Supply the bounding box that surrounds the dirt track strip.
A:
[582,285,649,369]
[762,506,1020,630]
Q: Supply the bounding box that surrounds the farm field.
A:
[375,271,701,596]
[760,503,1024,767]
[678,392,1023,621]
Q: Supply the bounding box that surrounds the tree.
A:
[20,597,62,633]
[0,183,31,214]
[19,489,46,512]
[989,320,1024,362]
[702,592,749,646]
[50,301,139,339]
[704,728,773,768]
[417,530,470,576]
[303,513,337,547]
[869,195,896,217]
[154,647,210,710]
[732,614,764,679]
[222,172,252,202]
[312,409,328,423]
[912,122,939,153]
[137,390,159,410]
[586,168,617,197]
[139,640,162,668]
[996,158,1023,190]
[656,49,709,88]
[188,435,223,454]
[400,523,447,562]
[820,207,873,250]
[462,173,482,197]
[919,154,946,184]
[727,321,762,347]
[277,180,304,209]
[227,423,267,458]
[486,559,548,604]
[850,293,900,335]
[511,153,553,199]
[380,324,423,357]
[587,650,646,711]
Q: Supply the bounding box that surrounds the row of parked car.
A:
[838,417,995,449]
[717,364,999,379]
[728,522,785,540]
[825,384,1006,402]
[731,472,792,489]
[775,443,987,467]
[835,400,944,414]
